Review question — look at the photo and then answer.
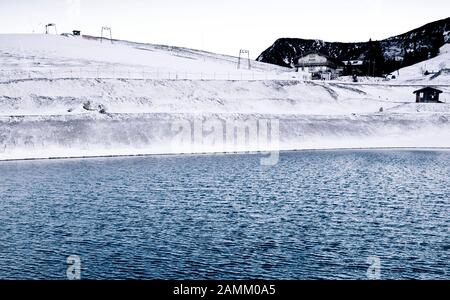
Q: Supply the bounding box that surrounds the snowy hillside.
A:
[394,44,450,82]
[0,34,295,81]
[4,79,447,117]
[0,34,450,160]
[335,44,450,84]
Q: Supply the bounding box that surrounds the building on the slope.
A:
[342,59,365,75]
[61,30,82,38]
[413,87,443,103]
[294,52,343,80]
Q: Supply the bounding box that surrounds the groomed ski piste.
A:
[1,34,450,161]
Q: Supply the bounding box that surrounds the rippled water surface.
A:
[0,151,448,279]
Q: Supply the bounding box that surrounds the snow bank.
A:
[1,113,450,161]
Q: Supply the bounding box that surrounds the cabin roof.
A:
[413,87,443,94]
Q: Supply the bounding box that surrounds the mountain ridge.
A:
[257,17,450,76]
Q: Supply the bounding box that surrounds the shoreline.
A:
[2,146,450,163]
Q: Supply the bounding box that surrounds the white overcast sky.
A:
[0,0,449,58]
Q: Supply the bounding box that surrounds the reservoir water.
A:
[0,150,448,279]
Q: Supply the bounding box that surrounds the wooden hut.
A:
[413,87,443,103]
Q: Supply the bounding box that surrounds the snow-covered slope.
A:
[393,44,450,83]
[0,34,293,81]
[0,34,450,160]
[4,79,447,117]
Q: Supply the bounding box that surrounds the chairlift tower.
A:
[45,23,58,35]
[237,49,251,70]
[101,26,113,44]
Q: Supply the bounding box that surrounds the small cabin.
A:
[413,87,443,103]
[73,30,81,36]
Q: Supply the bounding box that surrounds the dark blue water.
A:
[0,151,448,279]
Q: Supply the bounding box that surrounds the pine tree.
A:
[365,39,385,77]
